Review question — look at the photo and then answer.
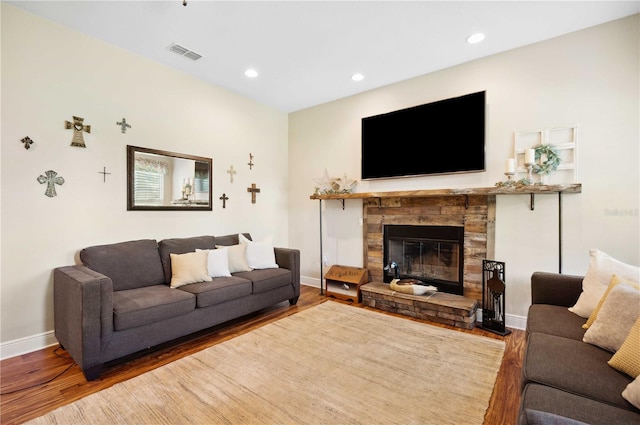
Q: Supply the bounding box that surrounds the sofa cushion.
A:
[522,409,590,425]
[623,376,640,409]
[80,239,165,291]
[177,276,252,308]
[583,274,639,329]
[215,244,251,273]
[523,332,633,409]
[215,233,251,247]
[234,268,292,294]
[158,236,216,283]
[239,234,279,269]
[113,285,195,331]
[520,384,640,425]
[526,305,586,341]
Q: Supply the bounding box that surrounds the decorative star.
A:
[313,169,337,193]
[334,173,357,193]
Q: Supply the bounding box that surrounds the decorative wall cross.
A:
[37,170,65,197]
[65,116,91,148]
[219,193,229,208]
[98,167,111,182]
[117,118,131,133]
[226,165,237,183]
[247,183,261,204]
[247,153,254,170]
[21,136,34,150]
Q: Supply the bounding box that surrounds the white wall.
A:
[0,4,289,356]
[289,15,640,323]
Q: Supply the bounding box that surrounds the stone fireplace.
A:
[363,194,495,303]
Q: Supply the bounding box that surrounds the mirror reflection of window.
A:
[134,155,169,206]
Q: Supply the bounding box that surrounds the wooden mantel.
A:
[309,183,581,200]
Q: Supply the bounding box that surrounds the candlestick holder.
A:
[525,161,535,182]
[503,171,516,186]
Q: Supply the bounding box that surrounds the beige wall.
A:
[289,15,639,324]
[1,4,289,356]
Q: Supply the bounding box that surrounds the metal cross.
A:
[247,153,254,170]
[65,116,91,148]
[21,136,34,150]
[37,170,65,197]
[226,165,237,183]
[98,167,111,182]
[117,118,131,133]
[219,193,229,208]
[247,183,261,204]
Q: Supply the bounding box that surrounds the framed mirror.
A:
[127,145,212,211]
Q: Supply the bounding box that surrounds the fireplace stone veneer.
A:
[364,195,495,304]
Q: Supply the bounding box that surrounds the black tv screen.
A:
[361,91,486,179]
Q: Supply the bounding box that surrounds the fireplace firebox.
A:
[383,225,464,295]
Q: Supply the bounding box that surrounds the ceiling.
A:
[8,1,640,112]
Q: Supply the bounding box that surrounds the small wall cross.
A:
[226,165,237,183]
[21,136,34,150]
[98,166,111,182]
[117,118,131,133]
[37,170,65,197]
[65,116,91,148]
[220,193,229,208]
[247,153,254,170]
[247,183,261,204]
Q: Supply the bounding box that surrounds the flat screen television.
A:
[361,91,486,180]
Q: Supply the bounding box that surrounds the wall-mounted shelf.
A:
[310,183,581,200]
[311,183,582,294]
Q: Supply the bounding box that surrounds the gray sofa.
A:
[519,272,639,424]
[54,233,300,381]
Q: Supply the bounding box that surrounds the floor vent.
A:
[168,43,202,61]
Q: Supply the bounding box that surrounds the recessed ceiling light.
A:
[245,69,258,78]
[352,73,364,81]
[466,33,485,44]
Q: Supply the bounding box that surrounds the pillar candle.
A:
[525,149,536,165]
[505,158,516,174]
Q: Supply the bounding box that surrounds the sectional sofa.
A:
[53,233,300,381]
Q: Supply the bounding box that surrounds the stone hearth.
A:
[360,282,478,329]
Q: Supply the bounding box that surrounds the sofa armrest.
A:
[54,265,114,372]
[531,272,584,307]
[275,247,300,297]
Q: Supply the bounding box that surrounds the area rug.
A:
[27,301,505,425]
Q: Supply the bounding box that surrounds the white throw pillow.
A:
[582,282,640,353]
[239,234,278,269]
[622,375,640,410]
[215,244,251,273]
[196,248,231,278]
[170,251,212,288]
[568,249,640,318]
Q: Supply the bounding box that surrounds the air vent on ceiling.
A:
[168,43,202,61]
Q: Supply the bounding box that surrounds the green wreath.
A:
[532,144,561,175]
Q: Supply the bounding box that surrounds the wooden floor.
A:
[0,285,526,425]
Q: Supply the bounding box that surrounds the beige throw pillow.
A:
[215,244,251,273]
[622,376,640,410]
[583,275,640,329]
[608,316,640,378]
[582,282,640,353]
[170,251,212,288]
[569,249,639,318]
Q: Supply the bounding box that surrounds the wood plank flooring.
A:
[0,285,526,425]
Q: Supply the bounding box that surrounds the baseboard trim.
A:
[0,331,58,360]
